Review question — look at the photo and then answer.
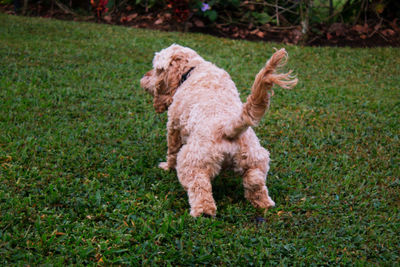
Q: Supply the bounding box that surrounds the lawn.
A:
[0,14,399,265]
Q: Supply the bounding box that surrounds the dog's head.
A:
[140,44,203,113]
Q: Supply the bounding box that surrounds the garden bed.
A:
[1,1,400,47]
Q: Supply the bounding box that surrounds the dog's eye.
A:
[156,69,163,75]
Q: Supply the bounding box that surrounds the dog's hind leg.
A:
[236,131,275,210]
[177,169,217,217]
[243,167,275,209]
[186,172,217,217]
[176,144,220,217]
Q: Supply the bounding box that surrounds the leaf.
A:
[256,31,265,38]
[329,23,346,36]
[206,10,217,22]
[194,18,205,28]
[55,231,66,236]
[103,15,112,23]
[389,18,400,31]
[126,13,137,22]
[250,29,265,38]
[381,29,395,37]
[374,3,385,14]
[251,12,270,25]
[154,18,163,25]
[353,24,368,34]
[230,0,240,7]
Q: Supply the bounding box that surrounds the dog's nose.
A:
[145,70,153,77]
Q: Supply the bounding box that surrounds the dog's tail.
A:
[223,48,298,139]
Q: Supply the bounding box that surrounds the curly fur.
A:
[140,44,297,217]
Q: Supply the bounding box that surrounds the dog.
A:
[140,44,297,217]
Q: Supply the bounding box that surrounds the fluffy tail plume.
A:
[224,48,298,139]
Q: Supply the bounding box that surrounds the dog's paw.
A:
[190,202,217,218]
[158,162,170,171]
[190,208,216,218]
[251,196,275,210]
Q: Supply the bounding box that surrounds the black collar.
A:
[179,67,195,86]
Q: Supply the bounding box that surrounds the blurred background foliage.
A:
[3,0,399,44]
[6,0,400,26]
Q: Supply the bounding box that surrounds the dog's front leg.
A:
[159,128,182,171]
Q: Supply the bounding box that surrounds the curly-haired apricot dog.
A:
[140,44,297,217]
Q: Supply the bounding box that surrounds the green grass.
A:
[0,14,399,265]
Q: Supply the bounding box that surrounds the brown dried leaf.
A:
[3,155,12,162]
[103,15,112,23]
[126,13,137,22]
[382,29,395,37]
[353,24,368,34]
[223,27,229,32]
[329,23,346,36]
[250,29,265,38]
[256,31,265,38]
[250,29,258,35]
[389,18,400,31]
[55,232,66,236]
[194,19,205,28]
[143,15,153,20]
[290,29,302,44]
[154,18,163,25]
[164,13,172,20]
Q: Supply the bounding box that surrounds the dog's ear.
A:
[165,55,189,89]
[153,55,190,113]
[153,78,171,113]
